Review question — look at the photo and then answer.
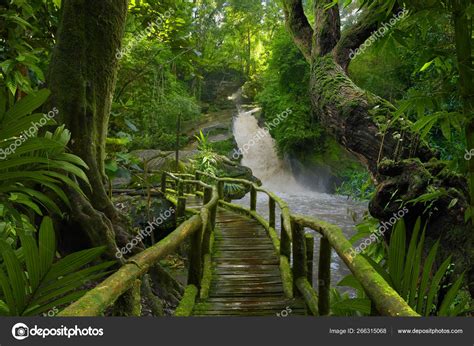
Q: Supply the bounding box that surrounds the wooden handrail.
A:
[61,170,419,317]
[59,215,203,316]
[190,171,419,317]
[291,214,419,317]
[60,172,220,317]
[195,171,293,242]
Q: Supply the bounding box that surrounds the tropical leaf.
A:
[0,217,116,316]
[365,218,466,316]
[0,90,90,223]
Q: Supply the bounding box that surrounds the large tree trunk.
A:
[453,0,474,223]
[283,0,473,294]
[48,0,130,258]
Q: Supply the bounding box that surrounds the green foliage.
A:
[0,217,115,316]
[365,218,468,316]
[0,0,60,95]
[209,139,235,157]
[342,217,469,316]
[192,151,220,176]
[195,130,211,151]
[349,2,468,174]
[111,43,199,151]
[332,275,371,316]
[105,134,141,188]
[335,170,374,200]
[256,28,324,157]
[0,89,89,224]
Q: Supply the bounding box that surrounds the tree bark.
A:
[48,0,130,258]
[453,0,474,224]
[283,0,473,294]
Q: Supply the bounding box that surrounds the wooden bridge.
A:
[59,171,419,317]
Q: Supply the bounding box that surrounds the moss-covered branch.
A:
[282,0,313,61]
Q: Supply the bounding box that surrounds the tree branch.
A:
[282,0,313,61]
[334,6,405,71]
[313,0,341,56]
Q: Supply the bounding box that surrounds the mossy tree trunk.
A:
[283,0,433,174]
[48,0,130,258]
[282,0,473,294]
[453,0,474,224]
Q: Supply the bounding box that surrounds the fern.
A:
[0,89,89,224]
[0,217,115,316]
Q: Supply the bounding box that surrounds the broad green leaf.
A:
[38,217,56,278]
[16,228,40,289]
[401,218,421,299]
[388,220,406,292]
[416,240,439,313]
[438,273,465,316]
[0,241,27,313]
[420,60,434,72]
[331,298,371,315]
[424,257,452,316]
[4,89,50,121]
[0,266,17,315]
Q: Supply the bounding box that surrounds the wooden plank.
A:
[185,198,307,316]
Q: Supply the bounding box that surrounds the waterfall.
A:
[231,102,367,287]
[232,109,303,193]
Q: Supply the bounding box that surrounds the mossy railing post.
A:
[113,279,142,316]
[161,173,167,194]
[318,236,331,315]
[269,197,276,229]
[291,221,307,295]
[217,180,224,200]
[177,180,184,197]
[201,186,214,263]
[204,186,216,229]
[188,209,203,287]
[305,234,314,286]
[250,185,257,211]
[177,196,187,223]
[280,214,291,259]
[195,172,201,195]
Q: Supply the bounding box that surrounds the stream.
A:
[232,107,368,290]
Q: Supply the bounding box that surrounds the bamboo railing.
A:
[179,171,419,317]
[59,172,218,317]
[59,171,419,317]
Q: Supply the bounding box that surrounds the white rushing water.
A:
[232,107,367,288]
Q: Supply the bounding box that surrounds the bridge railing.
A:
[60,170,418,317]
[187,171,419,317]
[192,171,295,298]
[59,172,219,317]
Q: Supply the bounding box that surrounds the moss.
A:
[280,256,293,298]
[295,277,319,316]
[200,254,212,299]
[308,136,363,174]
[174,284,198,317]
